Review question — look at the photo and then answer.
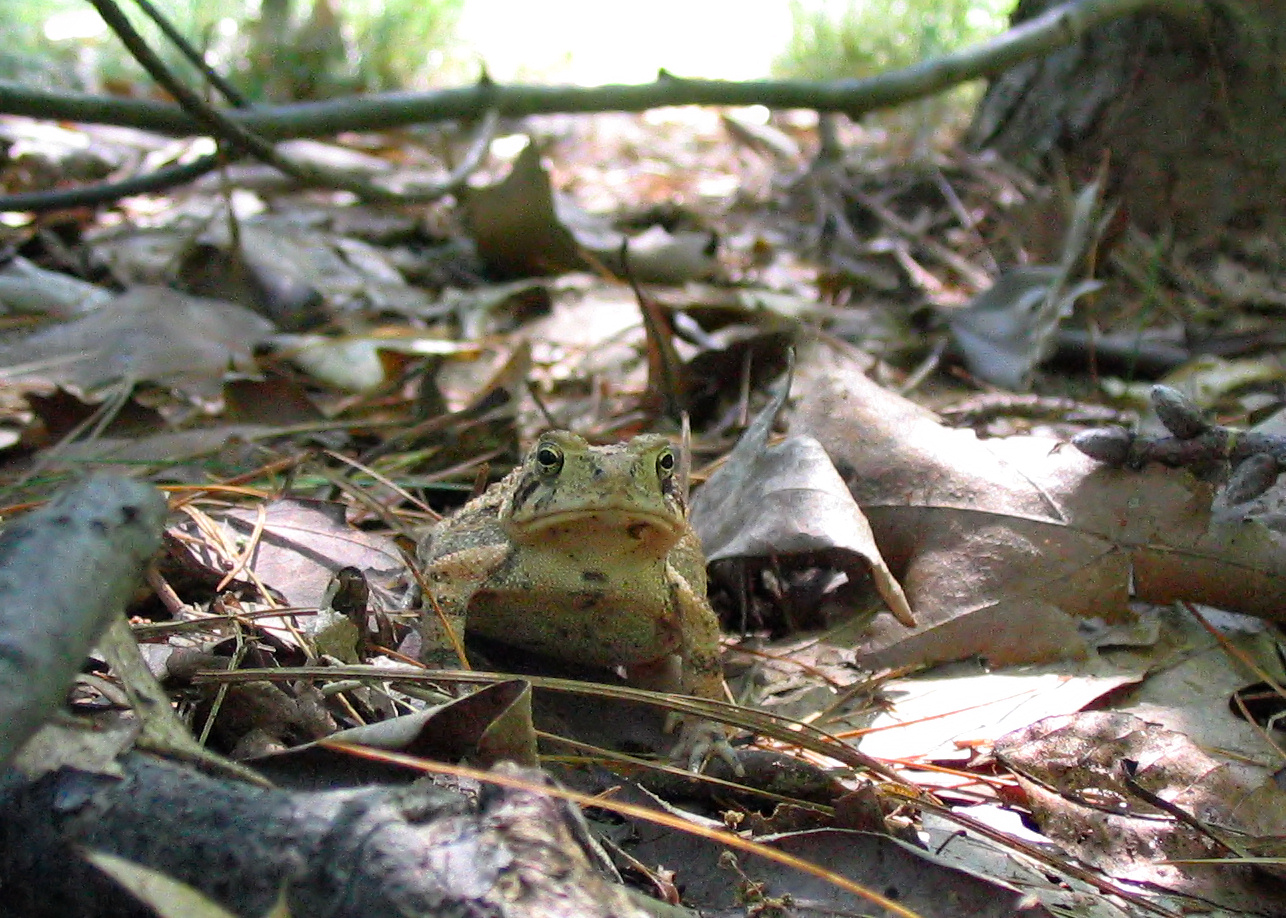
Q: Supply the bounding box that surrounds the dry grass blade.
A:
[323,740,928,918]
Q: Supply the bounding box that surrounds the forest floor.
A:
[1,106,1285,917]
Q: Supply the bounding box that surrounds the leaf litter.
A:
[2,108,1286,916]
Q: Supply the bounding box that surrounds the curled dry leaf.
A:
[948,180,1109,390]
[466,140,719,283]
[249,680,538,784]
[0,254,113,318]
[948,264,1099,389]
[464,141,582,278]
[792,336,1286,668]
[628,816,1057,917]
[690,370,913,628]
[183,219,436,325]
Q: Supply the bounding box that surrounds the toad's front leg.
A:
[665,563,743,775]
[418,543,507,670]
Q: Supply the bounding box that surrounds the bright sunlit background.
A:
[1,0,1014,96]
[455,0,795,84]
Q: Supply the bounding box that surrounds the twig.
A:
[0,107,499,214]
[87,0,295,167]
[1074,385,1286,506]
[0,156,226,212]
[88,0,394,200]
[852,189,992,289]
[3,0,1205,137]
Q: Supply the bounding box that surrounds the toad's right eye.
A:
[536,443,563,475]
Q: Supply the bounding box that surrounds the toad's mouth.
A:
[510,508,683,540]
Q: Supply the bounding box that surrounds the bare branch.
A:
[0,0,1203,139]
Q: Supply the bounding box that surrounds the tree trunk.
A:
[967,0,1286,242]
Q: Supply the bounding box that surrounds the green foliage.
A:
[0,0,91,88]
[0,0,462,99]
[345,0,465,93]
[774,0,1014,150]
[774,0,1013,81]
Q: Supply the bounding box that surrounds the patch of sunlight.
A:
[455,0,794,85]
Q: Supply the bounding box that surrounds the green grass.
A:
[775,0,1013,80]
[0,0,462,99]
[774,0,1014,148]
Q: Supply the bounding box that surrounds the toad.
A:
[417,430,737,771]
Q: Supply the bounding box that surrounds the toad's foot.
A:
[670,717,744,776]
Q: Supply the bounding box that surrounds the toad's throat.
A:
[509,508,682,542]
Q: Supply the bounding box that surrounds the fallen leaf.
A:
[250,680,537,784]
[176,498,406,614]
[269,332,475,393]
[84,852,246,918]
[466,140,719,283]
[995,711,1286,912]
[183,219,437,327]
[0,254,113,317]
[947,266,1100,389]
[627,819,1057,917]
[464,141,582,278]
[947,181,1107,390]
[791,336,1286,667]
[853,660,1143,763]
[0,286,273,403]
[691,368,912,627]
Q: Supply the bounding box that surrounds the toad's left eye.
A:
[536,443,564,476]
[656,448,675,479]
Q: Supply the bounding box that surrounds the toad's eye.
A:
[656,448,675,480]
[536,443,563,476]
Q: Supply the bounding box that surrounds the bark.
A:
[0,754,650,918]
[0,477,165,768]
[968,0,1286,240]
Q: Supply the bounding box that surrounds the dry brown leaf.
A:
[995,711,1286,912]
[464,142,583,278]
[250,681,538,782]
[0,286,272,403]
[177,498,406,614]
[626,813,1058,917]
[791,337,1286,668]
[691,371,912,627]
[465,140,718,283]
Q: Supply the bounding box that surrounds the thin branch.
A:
[85,0,300,167]
[0,109,499,212]
[86,0,434,204]
[1,0,1203,139]
[0,155,226,211]
[0,0,1203,212]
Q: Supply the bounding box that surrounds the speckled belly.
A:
[465,565,681,668]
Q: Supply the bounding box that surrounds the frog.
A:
[416,429,739,772]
